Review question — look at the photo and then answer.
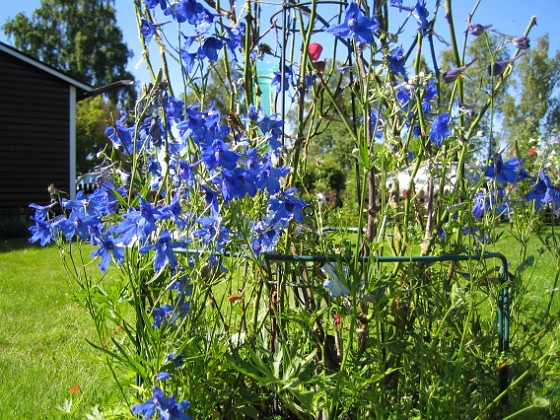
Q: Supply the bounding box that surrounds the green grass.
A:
[0,239,115,418]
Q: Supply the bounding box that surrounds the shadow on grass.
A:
[0,215,32,247]
[0,238,41,253]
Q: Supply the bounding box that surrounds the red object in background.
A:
[308,42,323,62]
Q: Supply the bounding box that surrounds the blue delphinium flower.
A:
[140,19,157,45]
[132,386,191,420]
[144,0,166,10]
[202,185,220,216]
[471,191,487,219]
[472,187,505,219]
[175,159,195,188]
[153,304,176,329]
[303,72,316,93]
[492,29,530,50]
[176,104,203,143]
[90,233,125,273]
[167,352,185,367]
[247,106,284,151]
[29,202,56,221]
[132,197,167,240]
[165,0,208,26]
[461,226,495,244]
[195,8,216,33]
[170,275,193,298]
[392,1,429,36]
[139,230,184,273]
[338,65,356,74]
[192,216,218,244]
[155,371,172,381]
[201,139,240,171]
[412,1,430,37]
[197,36,223,62]
[244,149,290,194]
[370,109,384,139]
[388,46,407,79]
[485,155,528,184]
[160,194,188,229]
[326,2,379,45]
[180,49,198,75]
[165,97,185,122]
[146,117,164,148]
[429,113,451,147]
[526,170,560,210]
[153,300,191,329]
[112,209,143,246]
[192,215,231,252]
[223,22,245,61]
[423,80,438,102]
[254,158,290,194]
[246,104,260,122]
[220,167,258,202]
[267,188,307,228]
[57,209,100,241]
[512,37,530,50]
[395,83,412,112]
[148,160,162,189]
[422,80,438,113]
[271,64,294,93]
[251,220,280,255]
[28,215,61,246]
[104,110,148,155]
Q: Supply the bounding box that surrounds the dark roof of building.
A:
[0,41,93,94]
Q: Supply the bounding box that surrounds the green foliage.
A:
[501,35,560,164]
[76,96,118,173]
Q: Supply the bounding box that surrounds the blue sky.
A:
[2,0,559,90]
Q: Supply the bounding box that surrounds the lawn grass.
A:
[0,239,115,418]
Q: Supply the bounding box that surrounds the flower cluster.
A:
[29,92,308,419]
